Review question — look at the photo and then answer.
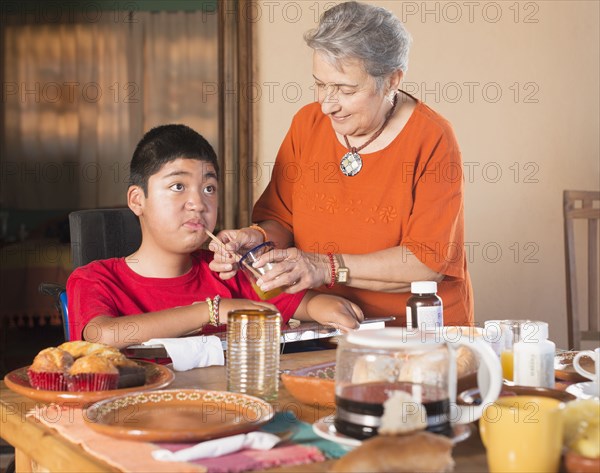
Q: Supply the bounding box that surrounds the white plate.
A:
[313,414,472,448]
[566,381,600,400]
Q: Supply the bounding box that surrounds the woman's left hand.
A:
[254,247,330,293]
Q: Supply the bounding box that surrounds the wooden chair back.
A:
[563,190,600,349]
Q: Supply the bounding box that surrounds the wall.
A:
[253,0,600,349]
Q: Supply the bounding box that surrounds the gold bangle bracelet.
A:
[206,297,216,326]
[248,224,268,243]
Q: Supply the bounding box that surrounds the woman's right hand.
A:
[208,228,265,280]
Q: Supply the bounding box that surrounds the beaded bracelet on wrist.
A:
[213,295,221,325]
[205,297,216,326]
[248,224,268,243]
[326,252,336,289]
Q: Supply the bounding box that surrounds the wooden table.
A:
[0,350,489,472]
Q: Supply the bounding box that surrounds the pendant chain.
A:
[343,93,399,154]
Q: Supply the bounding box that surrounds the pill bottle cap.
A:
[411,281,437,294]
[520,321,549,342]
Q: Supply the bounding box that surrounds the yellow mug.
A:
[479,396,564,473]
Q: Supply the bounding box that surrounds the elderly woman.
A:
[210,1,473,327]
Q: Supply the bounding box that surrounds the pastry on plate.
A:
[27,347,74,391]
[331,431,454,473]
[67,355,119,391]
[102,351,147,388]
[58,341,120,359]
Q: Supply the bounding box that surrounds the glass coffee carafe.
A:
[334,328,502,439]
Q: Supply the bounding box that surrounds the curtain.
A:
[1,10,219,210]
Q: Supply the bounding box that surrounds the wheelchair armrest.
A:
[38,282,70,341]
[38,282,66,298]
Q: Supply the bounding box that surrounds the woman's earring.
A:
[388,91,397,105]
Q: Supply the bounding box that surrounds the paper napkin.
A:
[142,336,224,371]
[152,432,281,462]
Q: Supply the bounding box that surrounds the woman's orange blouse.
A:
[253,100,473,326]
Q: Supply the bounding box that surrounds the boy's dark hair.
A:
[129,124,219,194]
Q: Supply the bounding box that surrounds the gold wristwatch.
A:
[335,255,349,285]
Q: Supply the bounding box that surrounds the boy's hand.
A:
[208,228,264,280]
[218,298,278,317]
[306,295,364,332]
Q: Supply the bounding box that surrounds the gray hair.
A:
[304,1,412,91]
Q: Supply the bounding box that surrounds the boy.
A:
[67,124,363,348]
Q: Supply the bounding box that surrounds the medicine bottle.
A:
[406,281,443,329]
[513,321,555,388]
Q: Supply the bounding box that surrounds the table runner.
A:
[28,406,345,473]
[28,405,203,472]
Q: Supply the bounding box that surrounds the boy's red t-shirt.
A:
[66,250,305,340]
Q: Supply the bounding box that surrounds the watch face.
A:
[337,268,349,284]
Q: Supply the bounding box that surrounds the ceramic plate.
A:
[3,361,174,406]
[312,414,472,449]
[555,351,595,382]
[85,389,275,442]
[566,381,600,400]
[281,362,336,407]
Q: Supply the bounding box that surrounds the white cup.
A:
[574,347,600,384]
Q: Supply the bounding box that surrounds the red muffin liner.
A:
[27,370,68,391]
[67,373,119,392]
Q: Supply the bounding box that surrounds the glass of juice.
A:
[498,320,547,384]
[239,241,283,300]
[499,320,521,383]
[500,349,515,382]
[483,319,515,381]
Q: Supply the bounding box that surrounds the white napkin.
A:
[142,336,224,371]
[152,432,281,462]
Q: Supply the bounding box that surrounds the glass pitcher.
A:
[334,328,502,439]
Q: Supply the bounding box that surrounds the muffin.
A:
[102,352,146,388]
[67,355,119,391]
[28,347,74,391]
[58,341,120,359]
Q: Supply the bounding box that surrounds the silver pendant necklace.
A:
[339,94,399,177]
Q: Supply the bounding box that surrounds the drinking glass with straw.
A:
[205,230,282,300]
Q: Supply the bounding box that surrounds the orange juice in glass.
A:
[248,279,283,300]
[498,320,546,384]
[500,350,514,381]
[239,242,283,300]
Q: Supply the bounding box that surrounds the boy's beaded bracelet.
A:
[206,297,216,326]
[326,252,336,288]
[248,224,268,243]
[206,295,222,326]
[213,295,221,325]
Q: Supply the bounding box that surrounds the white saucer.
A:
[313,415,361,448]
[566,381,600,400]
[312,414,472,448]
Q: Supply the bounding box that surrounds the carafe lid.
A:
[345,328,441,348]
